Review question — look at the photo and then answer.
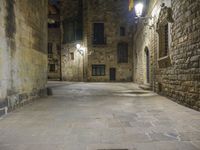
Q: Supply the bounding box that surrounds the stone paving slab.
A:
[0,82,200,150]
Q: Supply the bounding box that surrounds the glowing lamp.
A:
[135,3,144,17]
[76,44,81,49]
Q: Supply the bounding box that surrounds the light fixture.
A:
[135,3,144,18]
[79,47,85,55]
[76,44,81,49]
[75,44,85,55]
[134,2,155,29]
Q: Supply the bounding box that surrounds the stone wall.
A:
[61,0,134,82]
[61,0,86,81]
[86,0,133,82]
[48,27,61,80]
[0,0,48,114]
[48,13,61,80]
[62,42,85,81]
[134,0,200,110]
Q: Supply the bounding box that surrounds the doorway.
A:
[145,47,150,83]
[110,68,116,81]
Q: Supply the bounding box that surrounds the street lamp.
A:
[135,3,144,17]
[134,2,155,29]
[76,44,81,50]
[76,44,85,55]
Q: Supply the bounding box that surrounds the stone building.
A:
[0,0,48,114]
[133,0,200,110]
[61,0,134,81]
[61,0,85,81]
[0,0,199,115]
[47,1,61,80]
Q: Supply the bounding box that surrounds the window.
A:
[92,65,105,76]
[63,19,83,43]
[158,23,169,58]
[164,24,169,56]
[120,27,125,36]
[93,23,105,45]
[156,6,173,68]
[65,22,75,42]
[48,43,53,54]
[49,64,55,72]
[117,42,128,63]
[70,52,74,60]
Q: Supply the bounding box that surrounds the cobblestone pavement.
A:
[0,82,200,150]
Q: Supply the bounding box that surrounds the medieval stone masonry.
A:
[52,0,200,110]
[134,0,200,110]
[61,0,134,82]
[60,0,85,81]
[48,1,61,80]
[0,0,199,116]
[0,0,48,114]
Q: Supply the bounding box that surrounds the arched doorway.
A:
[145,47,150,83]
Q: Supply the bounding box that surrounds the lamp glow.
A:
[135,3,144,17]
[76,44,81,49]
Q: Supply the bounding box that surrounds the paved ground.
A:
[0,82,200,150]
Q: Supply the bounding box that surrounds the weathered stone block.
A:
[0,0,48,112]
[190,55,200,62]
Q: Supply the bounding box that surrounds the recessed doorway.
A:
[145,47,150,83]
[110,68,116,81]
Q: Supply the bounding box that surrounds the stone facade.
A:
[48,2,61,80]
[61,0,85,81]
[0,0,48,114]
[61,0,134,82]
[134,0,200,110]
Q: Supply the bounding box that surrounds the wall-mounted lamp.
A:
[76,44,81,50]
[135,2,153,20]
[76,44,85,55]
[134,2,155,29]
[135,3,144,18]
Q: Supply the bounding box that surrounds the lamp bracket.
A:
[135,16,156,29]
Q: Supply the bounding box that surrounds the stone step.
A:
[139,84,152,91]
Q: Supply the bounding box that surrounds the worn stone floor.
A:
[0,82,200,150]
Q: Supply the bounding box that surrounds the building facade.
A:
[48,0,200,110]
[61,0,134,82]
[61,0,85,81]
[133,0,200,110]
[0,0,48,113]
[47,1,61,80]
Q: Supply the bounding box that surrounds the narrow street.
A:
[0,82,199,150]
